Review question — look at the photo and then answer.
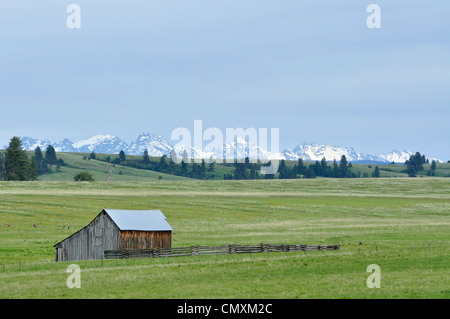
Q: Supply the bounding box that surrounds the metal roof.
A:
[104,209,173,231]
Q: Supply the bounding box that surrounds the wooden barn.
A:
[54,209,172,262]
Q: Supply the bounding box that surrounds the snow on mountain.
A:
[73,134,128,154]
[282,143,363,162]
[17,137,52,151]
[7,134,442,163]
[125,133,173,156]
[378,150,413,163]
[173,136,285,161]
[53,138,76,153]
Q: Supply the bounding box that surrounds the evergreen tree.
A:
[29,156,38,180]
[90,151,96,160]
[372,166,380,178]
[249,164,257,179]
[339,155,348,178]
[333,159,339,178]
[278,159,288,179]
[5,137,31,181]
[430,160,437,176]
[182,150,189,164]
[313,160,322,177]
[208,158,215,172]
[200,159,207,179]
[304,165,316,179]
[295,158,305,175]
[34,147,49,175]
[170,149,178,164]
[190,163,199,179]
[233,160,248,180]
[0,151,6,181]
[321,157,328,172]
[159,155,168,172]
[143,149,150,165]
[45,145,57,165]
[405,160,416,177]
[119,150,126,162]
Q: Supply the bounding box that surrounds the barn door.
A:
[94,227,105,259]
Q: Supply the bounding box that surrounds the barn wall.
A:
[119,230,172,250]
[55,212,120,262]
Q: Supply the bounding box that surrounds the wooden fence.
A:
[104,243,340,259]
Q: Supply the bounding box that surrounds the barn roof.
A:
[104,209,173,231]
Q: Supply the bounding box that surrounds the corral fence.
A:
[104,243,340,259]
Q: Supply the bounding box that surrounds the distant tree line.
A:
[97,149,216,180]
[0,137,66,181]
[226,155,360,180]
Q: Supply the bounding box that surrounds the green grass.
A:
[0,178,449,298]
[38,152,191,181]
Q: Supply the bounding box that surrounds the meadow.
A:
[0,178,449,298]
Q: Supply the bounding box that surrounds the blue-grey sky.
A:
[1,0,449,160]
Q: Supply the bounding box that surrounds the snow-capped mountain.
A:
[73,134,128,154]
[4,134,442,163]
[126,133,173,157]
[281,144,423,163]
[172,137,284,161]
[377,150,413,163]
[282,143,362,162]
[53,138,77,153]
[19,137,53,152]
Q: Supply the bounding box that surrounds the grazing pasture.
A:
[0,178,449,298]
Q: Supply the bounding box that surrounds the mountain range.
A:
[5,133,441,164]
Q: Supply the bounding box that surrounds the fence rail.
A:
[104,243,340,259]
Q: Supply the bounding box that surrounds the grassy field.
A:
[0,178,449,298]
[37,152,191,182]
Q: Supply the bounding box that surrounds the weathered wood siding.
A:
[119,230,171,250]
[54,211,120,262]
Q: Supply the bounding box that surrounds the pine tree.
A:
[339,155,348,178]
[5,137,31,181]
[35,147,51,175]
[321,157,328,172]
[90,151,96,160]
[190,163,199,179]
[333,159,339,178]
[143,149,150,165]
[372,166,380,178]
[208,158,215,172]
[29,156,38,180]
[233,160,248,180]
[159,155,168,172]
[170,149,178,164]
[200,159,207,179]
[0,151,6,181]
[249,165,257,179]
[295,158,305,175]
[278,159,288,179]
[45,145,57,165]
[181,150,189,176]
[119,150,126,162]
[430,160,437,176]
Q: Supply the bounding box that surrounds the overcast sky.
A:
[1,0,449,160]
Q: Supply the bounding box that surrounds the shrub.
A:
[74,171,95,182]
